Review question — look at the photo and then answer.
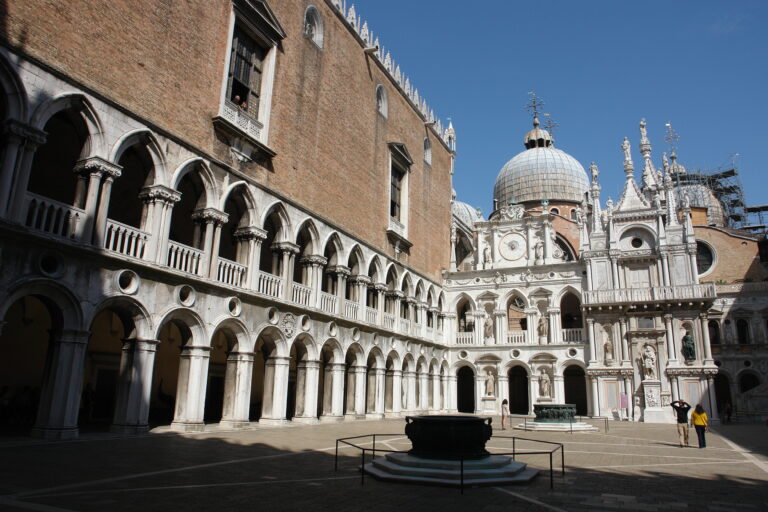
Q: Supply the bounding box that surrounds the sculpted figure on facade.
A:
[621,137,631,163]
[534,240,544,262]
[538,314,549,339]
[539,369,551,398]
[485,370,496,396]
[642,345,657,380]
[484,314,494,340]
[682,332,696,361]
[483,245,492,269]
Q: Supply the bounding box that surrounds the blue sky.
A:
[351,0,768,217]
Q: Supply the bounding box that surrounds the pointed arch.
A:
[294,218,320,256]
[261,201,291,242]
[451,292,477,311]
[367,255,383,283]
[171,158,216,207]
[414,280,425,302]
[30,93,106,158]
[110,129,169,186]
[219,181,258,224]
[400,272,414,296]
[322,232,344,266]
[347,244,366,275]
[384,263,399,290]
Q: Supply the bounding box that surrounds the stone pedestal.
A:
[481,396,497,414]
[640,379,669,423]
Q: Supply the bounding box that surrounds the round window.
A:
[631,237,643,249]
[695,241,714,275]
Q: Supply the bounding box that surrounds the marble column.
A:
[32,329,90,440]
[293,360,320,423]
[669,376,680,402]
[447,375,458,412]
[699,313,714,364]
[664,314,678,365]
[494,310,506,345]
[171,345,211,432]
[554,374,565,403]
[419,372,429,410]
[706,375,720,421]
[590,376,600,417]
[324,363,346,420]
[353,365,367,417]
[139,185,181,263]
[112,338,159,434]
[619,316,630,364]
[220,351,255,428]
[431,373,441,410]
[587,318,598,363]
[372,368,386,417]
[548,307,561,345]
[390,369,403,415]
[260,356,290,424]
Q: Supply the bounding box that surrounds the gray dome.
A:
[677,183,726,227]
[494,146,590,206]
[453,200,483,226]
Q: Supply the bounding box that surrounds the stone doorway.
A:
[507,366,529,414]
[456,366,475,413]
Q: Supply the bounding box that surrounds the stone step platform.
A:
[363,452,539,487]
[514,421,599,432]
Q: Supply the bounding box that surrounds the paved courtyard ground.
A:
[0,417,766,512]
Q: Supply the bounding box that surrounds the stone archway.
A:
[456,366,475,413]
[507,366,529,414]
[714,374,731,417]
[564,365,588,415]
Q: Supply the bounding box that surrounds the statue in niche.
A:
[538,314,549,338]
[483,245,492,269]
[485,370,496,396]
[604,340,614,363]
[539,369,551,398]
[682,332,696,361]
[603,326,614,363]
[642,345,657,380]
[484,314,494,339]
[534,241,544,261]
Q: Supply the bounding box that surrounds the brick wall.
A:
[694,226,768,283]
[4,0,453,281]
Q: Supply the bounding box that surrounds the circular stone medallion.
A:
[499,233,526,261]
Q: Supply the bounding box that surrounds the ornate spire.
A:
[616,136,650,212]
[638,118,659,189]
[589,163,603,234]
[621,136,634,176]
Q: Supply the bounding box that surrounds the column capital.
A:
[386,290,404,299]
[233,226,268,241]
[493,310,506,317]
[374,282,388,292]
[139,184,181,205]
[74,156,122,179]
[299,254,327,267]
[267,355,291,365]
[699,312,709,321]
[122,338,160,351]
[273,241,300,254]
[663,313,674,322]
[586,317,596,325]
[326,264,351,276]
[619,316,628,326]
[191,207,228,225]
[546,307,561,315]
[349,274,372,286]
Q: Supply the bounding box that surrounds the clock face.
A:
[499,233,526,261]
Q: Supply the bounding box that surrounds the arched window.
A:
[550,207,560,215]
[570,209,577,220]
[736,319,751,345]
[739,372,760,393]
[708,320,721,345]
[376,85,387,118]
[423,137,432,165]
[303,6,323,48]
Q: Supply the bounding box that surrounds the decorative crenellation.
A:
[328,1,454,148]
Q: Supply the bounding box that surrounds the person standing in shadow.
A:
[691,404,709,448]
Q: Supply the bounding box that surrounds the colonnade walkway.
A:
[1,419,766,511]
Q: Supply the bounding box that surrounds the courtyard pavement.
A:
[0,417,766,512]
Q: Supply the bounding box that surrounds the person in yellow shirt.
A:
[690,404,709,448]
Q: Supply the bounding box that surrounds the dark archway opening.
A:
[507,366,529,414]
[456,366,475,413]
[564,365,588,415]
[714,373,730,414]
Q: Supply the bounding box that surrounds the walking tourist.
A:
[690,404,708,448]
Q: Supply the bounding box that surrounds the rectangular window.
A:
[228,25,266,118]
[390,167,404,219]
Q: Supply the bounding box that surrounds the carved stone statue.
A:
[640,118,648,141]
[485,370,496,396]
[534,241,544,261]
[642,345,657,380]
[682,332,696,361]
[621,137,631,162]
[539,369,551,398]
[604,340,614,362]
[538,314,549,338]
[483,245,492,269]
[590,162,599,184]
[484,315,494,339]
